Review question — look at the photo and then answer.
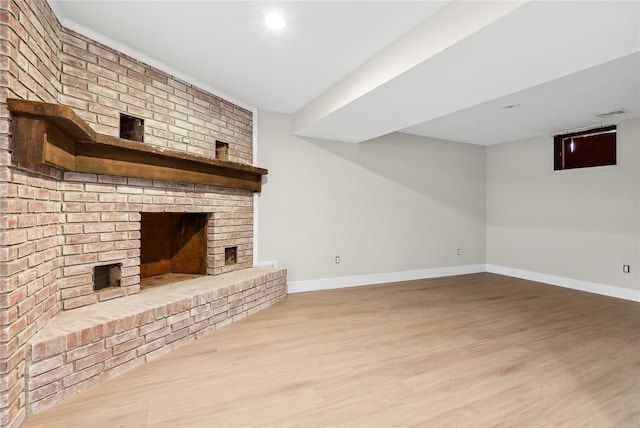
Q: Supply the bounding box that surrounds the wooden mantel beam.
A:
[6,99,268,192]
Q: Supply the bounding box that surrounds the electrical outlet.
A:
[335,256,340,264]
[456,248,462,256]
[623,265,630,273]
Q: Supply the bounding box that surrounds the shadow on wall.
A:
[301,132,486,220]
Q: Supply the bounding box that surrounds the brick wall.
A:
[58,172,254,310]
[1,1,62,426]
[0,1,262,427]
[59,29,253,163]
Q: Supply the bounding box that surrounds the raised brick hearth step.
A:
[24,268,287,416]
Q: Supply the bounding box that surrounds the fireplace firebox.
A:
[140,212,209,288]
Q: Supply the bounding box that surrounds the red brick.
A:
[115,240,139,250]
[63,192,97,202]
[64,253,98,266]
[30,342,47,362]
[73,371,106,395]
[96,287,125,301]
[27,382,60,403]
[63,294,97,310]
[17,321,36,346]
[166,327,189,344]
[144,326,171,342]
[0,346,24,375]
[62,43,97,63]
[83,223,114,234]
[0,337,18,364]
[0,384,25,427]
[66,212,100,223]
[78,322,104,342]
[65,341,104,362]
[62,363,103,388]
[139,319,166,336]
[170,317,194,332]
[82,242,114,253]
[112,337,144,355]
[136,338,164,356]
[27,363,73,390]
[133,310,154,327]
[62,244,82,256]
[59,94,88,110]
[102,320,116,338]
[166,311,190,326]
[100,212,128,221]
[0,306,18,326]
[60,285,92,300]
[92,324,104,339]
[114,315,136,334]
[97,250,127,262]
[104,349,137,370]
[105,330,137,348]
[75,348,112,371]
[167,334,194,350]
[0,287,27,308]
[59,273,92,289]
[65,333,78,351]
[65,234,99,245]
[188,319,209,335]
[0,228,27,245]
[28,355,63,377]
[193,308,214,324]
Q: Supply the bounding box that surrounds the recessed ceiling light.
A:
[265,13,286,30]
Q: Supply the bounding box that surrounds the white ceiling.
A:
[49,1,640,145]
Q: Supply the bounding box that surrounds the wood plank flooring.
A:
[21,273,639,427]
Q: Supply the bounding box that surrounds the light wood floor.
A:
[22,273,639,427]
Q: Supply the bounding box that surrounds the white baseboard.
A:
[286,263,639,302]
[287,264,486,294]
[486,264,640,302]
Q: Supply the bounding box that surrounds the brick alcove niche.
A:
[0,2,287,427]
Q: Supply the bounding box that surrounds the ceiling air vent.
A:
[594,108,629,119]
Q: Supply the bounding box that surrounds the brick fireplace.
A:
[0,1,287,427]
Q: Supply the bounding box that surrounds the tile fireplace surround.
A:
[0,1,287,427]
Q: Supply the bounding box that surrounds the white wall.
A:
[256,110,486,286]
[257,111,639,300]
[486,117,640,298]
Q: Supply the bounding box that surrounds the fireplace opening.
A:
[93,264,122,291]
[120,113,144,142]
[140,212,208,289]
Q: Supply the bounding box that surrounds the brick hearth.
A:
[25,267,286,415]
